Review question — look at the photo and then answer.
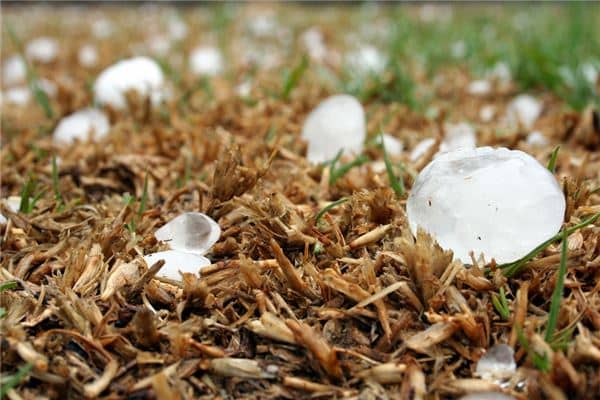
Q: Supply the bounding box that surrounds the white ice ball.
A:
[53,108,110,145]
[93,56,164,109]
[3,55,26,86]
[507,94,542,129]
[155,212,221,256]
[189,46,223,76]
[143,250,211,281]
[78,45,98,68]
[301,94,366,163]
[26,37,59,63]
[407,147,565,264]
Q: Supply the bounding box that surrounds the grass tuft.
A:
[380,132,405,197]
[492,287,510,321]
[315,197,348,224]
[0,363,33,398]
[545,230,568,343]
[281,55,309,100]
[547,146,560,173]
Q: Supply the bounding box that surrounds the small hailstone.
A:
[345,45,387,75]
[0,196,22,224]
[52,108,110,145]
[488,62,511,83]
[148,35,171,56]
[301,28,327,62]
[143,250,211,281]
[526,131,549,147]
[459,393,515,400]
[168,17,188,40]
[451,40,466,59]
[92,18,113,39]
[381,133,404,156]
[155,212,221,256]
[4,87,30,105]
[236,80,252,98]
[475,344,516,381]
[248,14,277,37]
[36,79,57,97]
[410,138,436,162]
[301,94,366,163]
[189,46,224,76]
[581,62,598,86]
[468,80,491,96]
[93,56,164,109]
[479,105,496,122]
[507,94,542,129]
[25,37,59,63]
[78,44,98,68]
[407,147,565,263]
[440,122,476,153]
[3,55,26,86]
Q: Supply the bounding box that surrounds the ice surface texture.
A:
[407,147,565,263]
[475,344,516,381]
[154,212,221,255]
[143,250,211,281]
[301,94,366,163]
[53,108,110,145]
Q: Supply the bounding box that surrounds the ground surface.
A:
[1,4,600,400]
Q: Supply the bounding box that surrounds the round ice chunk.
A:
[4,87,30,105]
[468,80,491,95]
[407,147,565,263]
[526,131,549,147]
[301,94,366,163]
[26,37,58,63]
[155,212,221,255]
[440,122,476,153]
[301,27,327,62]
[410,138,436,162]
[93,56,164,109]
[78,44,98,68]
[345,45,386,75]
[143,250,211,281]
[3,55,26,86]
[189,46,223,76]
[475,344,516,381]
[53,108,110,145]
[381,133,404,156]
[507,94,541,129]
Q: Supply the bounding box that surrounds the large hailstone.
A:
[189,46,223,76]
[146,212,221,281]
[25,37,59,63]
[407,147,565,264]
[52,108,110,145]
[301,94,366,163]
[93,56,164,109]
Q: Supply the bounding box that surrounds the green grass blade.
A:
[545,230,568,343]
[0,281,18,292]
[329,154,369,185]
[547,146,560,173]
[381,132,405,196]
[137,173,149,219]
[51,156,64,209]
[315,197,348,224]
[281,55,308,100]
[0,363,33,398]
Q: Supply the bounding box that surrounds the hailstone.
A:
[143,250,211,281]
[25,37,59,63]
[78,45,98,68]
[53,108,110,145]
[93,57,164,109]
[507,94,542,129]
[475,344,516,381]
[154,212,221,255]
[189,46,223,76]
[3,55,26,86]
[301,94,366,163]
[407,147,565,264]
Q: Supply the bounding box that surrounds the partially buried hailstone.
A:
[475,344,516,381]
[301,94,366,163]
[25,37,59,63]
[507,94,541,129]
[147,212,221,281]
[155,212,221,255]
[189,46,223,76]
[143,250,211,281]
[407,147,565,263]
[93,56,164,109]
[459,393,515,400]
[53,108,110,145]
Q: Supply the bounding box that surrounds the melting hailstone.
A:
[143,250,211,281]
[0,196,23,225]
[93,56,165,109]
[526,131,549,147]
[189,46,223,76]
[301,94,366,163]
[468,80,491,96]
[53,108,110,145]
[78,44,98,68]
[345,45,387,75]
[440,122,476,153]
[507,94,542,129]
[155,212,221,255]
[407,147,565,264]
[475,344,516,381]
[381,133,404,155]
